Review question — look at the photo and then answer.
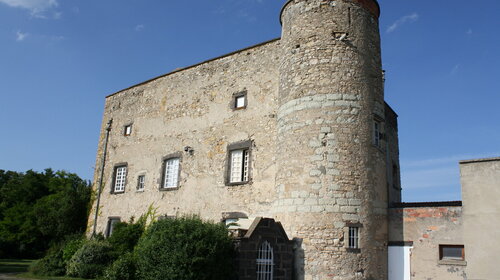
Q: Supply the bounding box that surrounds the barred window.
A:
[256,241,273,280]
[373,120,383,147]
[163,158,180,189]
[440,245,465,261]
[113,165,127,193]
[230,149,249,183]
[348,227,359,249]
[137,175,145,191]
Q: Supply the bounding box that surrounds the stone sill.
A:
[438,260,467,266]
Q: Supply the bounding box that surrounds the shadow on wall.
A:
[293,238,305,280]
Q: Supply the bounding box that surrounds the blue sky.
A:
[0,0,499,202]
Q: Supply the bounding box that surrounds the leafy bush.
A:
[29,244,66,276]
[101,252,137,280]
[62,235,86,264]
[107,219,144,256]
[67,239,114,279]
[135,216,235,280]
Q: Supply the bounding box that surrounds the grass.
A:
[0,259,33,273]
[0,259,88,280]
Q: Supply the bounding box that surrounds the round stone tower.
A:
[274,0,388,279]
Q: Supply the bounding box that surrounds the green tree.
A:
[0,169,91,258]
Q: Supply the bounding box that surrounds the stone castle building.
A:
[87,0,499,279]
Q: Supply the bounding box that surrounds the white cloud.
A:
[16,30,28,41]
[386,13,419,33]
[0,0,59,17]
[135,24,144,32]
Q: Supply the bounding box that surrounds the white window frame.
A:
[162,157,180,189]
[113,165,127,193]
[137,175,145,191]
[124,124,132,136]
[256,241,274,280]
[229,149,249,183]
[232,91,247,110]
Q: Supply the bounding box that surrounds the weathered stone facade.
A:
[88,0,401,279]
[389,203,466,280]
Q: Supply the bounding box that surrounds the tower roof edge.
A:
[279,0,381,25]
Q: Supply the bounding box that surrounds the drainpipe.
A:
[92,119,113,237]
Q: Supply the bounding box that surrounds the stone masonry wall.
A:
[88,40,281,234]
[88,0,400,279]
[275,0,387,279]
[389,206,466,280]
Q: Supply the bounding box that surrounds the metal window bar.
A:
[349,227,359,249]
[114,166,127,192]
[137,175,145,191]
[164,158,179,188]
[256,241,274,280]
[374,122,380,146]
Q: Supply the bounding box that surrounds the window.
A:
[162,157,180,189]
[226,141,252,185]
[124,124,132,136]
[230,149,249,183]
[113,165,127,193]
[348,227,359,249]
[256,241,273,280]
[373,120,382,147]
[106,217,120,237]
[232,91,247,110]
[440,245,465,261]
[137,175,145,191]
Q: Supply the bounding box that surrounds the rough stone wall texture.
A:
[460,158,500,280]
[235,218,294,280]
[276,0,388,279]
[88,0,399,279]
[88,39,282,234]
[389,206,466,280]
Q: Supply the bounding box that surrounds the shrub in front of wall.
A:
[66,239,114,279]
[135,216,235,280]
[107,220,144,256]
[101,252,137,280]
[62,234,86,265]
[29,244,66,276]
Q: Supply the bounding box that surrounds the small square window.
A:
[348,227,360,249]
[162,157,180,189]
[137,175,145,191]
[440,245,464,261]
[112,165,127,193]
[124,124,132,136]
[232,91,247,110]
[236,95,246,108]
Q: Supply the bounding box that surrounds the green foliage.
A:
[101,252,137,280]
[135,216,235,280]
[0,169,91,258]
[62,235,86,264]
[29,244,66,276]
[29,235,86,277]
[67,239,114,279]
[107,219,144,256]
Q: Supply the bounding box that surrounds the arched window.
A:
[256,241,274,280]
